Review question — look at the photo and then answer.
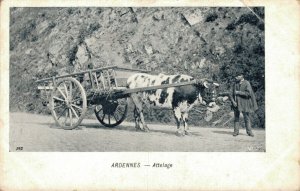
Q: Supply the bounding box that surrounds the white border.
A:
[1,0,299,190]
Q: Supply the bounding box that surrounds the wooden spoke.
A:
[71,97,82,104]
[63,82,69,98]
[57,108,67,120]
[50,77,87,130]
[53,96,65,102]
[94,98,128,128]
[69,109,73,126]
[54,104,65,110]
[70,107,79,119]
[57,87,67,100]
[71,104,83,110]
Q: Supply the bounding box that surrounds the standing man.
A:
[229,72,258,137]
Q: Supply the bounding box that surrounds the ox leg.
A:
[131,94,149,132]
[174,115,180,129]
[133,107,141,131]
[182,112,191,135]
[139,110,149,132]
[173,107,184,136]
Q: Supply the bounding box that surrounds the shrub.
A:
[68,45,78,65]
[236,13,259,26]
[31,35,38,42]
[19,20,37,41]
[67,8,74,15]
[226,22,236,30]
[48,21,56,29]
[88,23,100,33]
[205,13,218,22]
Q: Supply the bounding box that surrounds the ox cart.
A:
[36,66,216,130]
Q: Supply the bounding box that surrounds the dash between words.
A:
[111,162,173,169]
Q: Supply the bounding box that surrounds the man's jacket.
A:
[231,80,258,113]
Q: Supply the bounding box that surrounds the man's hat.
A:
[234,69,245,77]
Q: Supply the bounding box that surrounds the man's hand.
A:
[232,101,237,107]
[235,91,249,97]
[235,91,241,95]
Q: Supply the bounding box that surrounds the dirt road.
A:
[9,112,265,152]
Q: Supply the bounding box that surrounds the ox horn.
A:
[213,82,220,86]
[203,81,209,88]
[199,78,213,88]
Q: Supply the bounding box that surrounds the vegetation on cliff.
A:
[9,7,264,127]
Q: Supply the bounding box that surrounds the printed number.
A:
[16,147,23,150]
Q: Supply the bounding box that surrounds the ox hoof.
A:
[144,126,150,132]
[140,127,149,132]
[176,131,185,137]
[135,128,143,132]
[184,131,191,136]
[136,128,149,132]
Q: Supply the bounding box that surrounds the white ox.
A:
[127,73,219,136]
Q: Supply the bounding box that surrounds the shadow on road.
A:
[212,130,234,135]
[30,121,203,136]
[212,130,248,136]
[80,123,192,136]
[148,129,178,136]
[21,121,63,129]
[80,122,136,131]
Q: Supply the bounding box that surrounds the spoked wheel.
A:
[94,98,128,127]
[49,77,87,130]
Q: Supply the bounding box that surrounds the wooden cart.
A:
[36,65,211,129]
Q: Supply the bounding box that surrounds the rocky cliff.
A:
[9,7,265,127]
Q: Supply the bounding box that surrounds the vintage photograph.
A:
[9,7,265,152]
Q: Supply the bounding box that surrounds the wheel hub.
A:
[102,101,118,115]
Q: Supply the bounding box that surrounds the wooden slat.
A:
[100,72,106,89]
[35,66,118,83]
[35,66,150,83]
[37,86,53,90]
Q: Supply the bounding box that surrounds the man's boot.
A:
[233,122,239,136]
[245,120,254,137]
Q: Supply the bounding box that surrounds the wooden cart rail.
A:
[38,78,203,99]
[35,65,150,83]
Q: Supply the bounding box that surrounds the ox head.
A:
[196,78,221,121]
[196,79,219,103]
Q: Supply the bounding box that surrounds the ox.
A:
[127,73,220,136]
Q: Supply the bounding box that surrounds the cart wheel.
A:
[49,77,87,130]
[94,98,128,127]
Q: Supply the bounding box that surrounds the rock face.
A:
[9,7,265,127]
[183,10,204,26]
